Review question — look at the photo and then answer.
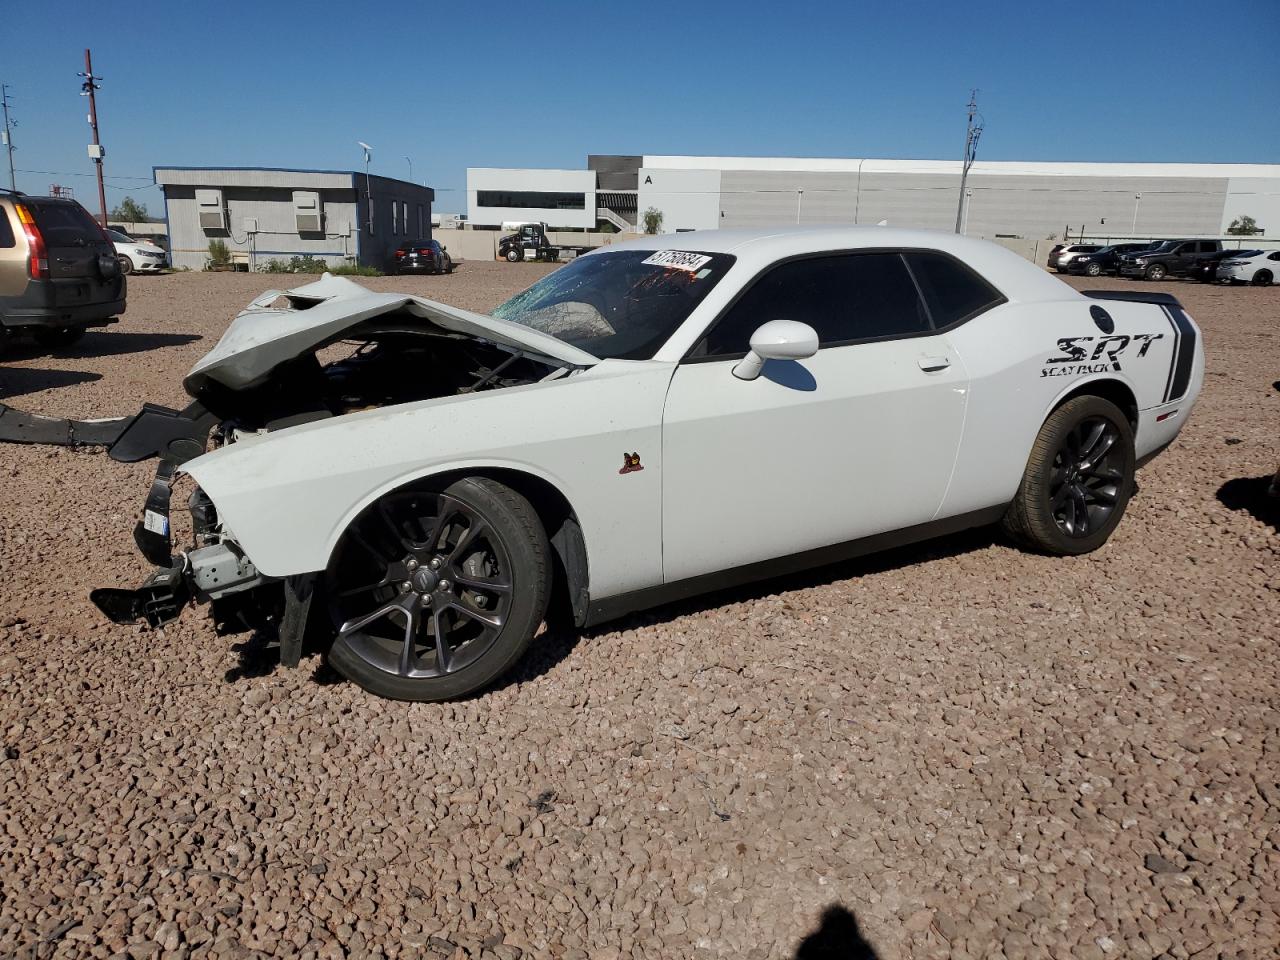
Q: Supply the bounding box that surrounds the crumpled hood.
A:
[184,273,598,394]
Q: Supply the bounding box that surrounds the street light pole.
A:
[404,156,413,183]
[79,49,108,227]
[1131,193,1142,235]
[796,189,804,224]
[358,142,373,234]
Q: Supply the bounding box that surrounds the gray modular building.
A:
[155,167,434,271]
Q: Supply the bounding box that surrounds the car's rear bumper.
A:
[3,298,125,328]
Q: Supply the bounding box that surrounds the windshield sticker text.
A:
[642,250,713,272]
[1041,333,1163,377]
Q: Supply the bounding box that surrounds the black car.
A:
[1118,239,1223,280]
[1066,242,1160,277]
[1185,248,1262,283]
[391,239,454,275]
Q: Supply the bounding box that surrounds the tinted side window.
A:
[0,208,14,248]
[1200,242,1218,253]
[701,253,929,357]
[905,252,1003,327]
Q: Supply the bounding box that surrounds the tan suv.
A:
[0,189,125,353]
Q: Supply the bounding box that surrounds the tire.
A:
[117,255,134,275]
[1144,263,1167,281]
[505,247,523,263]
[1002,395,1135,556]
[1085,262,1103,277]
[1253,270,1273,286]
[325,477,551,701]
[33,326,86,349]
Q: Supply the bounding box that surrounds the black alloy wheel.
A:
[1003,395,1136,555]
[1048,416,1124,539]
[325,477,549,701]
[1253,270,1273,286]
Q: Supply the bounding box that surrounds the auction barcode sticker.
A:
[642,250,713,272]
[143,510,169,537]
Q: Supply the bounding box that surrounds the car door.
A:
[660,250,973,584]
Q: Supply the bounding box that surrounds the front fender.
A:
[184,361,674,600]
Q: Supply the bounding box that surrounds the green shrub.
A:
[206,239,231,269]
[329,263,382,276]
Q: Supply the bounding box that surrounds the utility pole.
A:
[954,89,984,234]
[78,49,108,227]
[1,84,15,191]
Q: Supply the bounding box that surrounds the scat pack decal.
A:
[1040,334,1163,377]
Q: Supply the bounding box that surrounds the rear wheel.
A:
[1003,395,1135,555]
[117,255,134,275]
[1144,263,1167,281]
[325,477,550,701]
[1253,269,1273,286]
[33,326,86,349]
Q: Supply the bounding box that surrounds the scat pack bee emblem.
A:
[618,452,644,475]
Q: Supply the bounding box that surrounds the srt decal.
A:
[619,452,644,475]
[1041,333,1163,377]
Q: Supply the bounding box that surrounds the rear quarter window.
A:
[903,251,1005,328]
[0,208,14,248]
[29,201,102,246]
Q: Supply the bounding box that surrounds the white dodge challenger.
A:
[92,228,1204,701]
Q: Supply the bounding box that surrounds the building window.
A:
[476,190,586,211]
[417,204,424,238]
[391,201,399,235]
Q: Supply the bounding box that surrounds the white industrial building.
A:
[467,155,1280,241]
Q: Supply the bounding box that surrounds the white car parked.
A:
[108,229,167,274]
[1215,249,1280,285]
[91,228,1204,701]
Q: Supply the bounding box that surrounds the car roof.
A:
[596,226,1077,304]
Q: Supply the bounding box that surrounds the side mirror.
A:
[732,320,819,381]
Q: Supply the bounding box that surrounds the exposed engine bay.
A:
[87,274,595,655]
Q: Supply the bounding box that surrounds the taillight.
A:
[14,203,49,280]
[394,247,407,257]
[415,247,432,256]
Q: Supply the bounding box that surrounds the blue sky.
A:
[3,0,1277,215]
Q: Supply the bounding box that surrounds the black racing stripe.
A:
[1166,304,1197,401]
[1159,306,1180,404]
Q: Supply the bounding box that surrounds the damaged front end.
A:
[89,274,594,662]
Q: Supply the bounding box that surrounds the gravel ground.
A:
[1,264,1277,960]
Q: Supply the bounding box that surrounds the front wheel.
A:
[1085,262,1103,277]
[325,477,550,701]
[1002,395,1136,555]
[504,247,523,263]
[1145,263,1167,281]
[1253,270,1274,286]
[117,255,134,275]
